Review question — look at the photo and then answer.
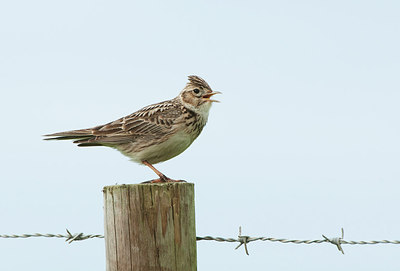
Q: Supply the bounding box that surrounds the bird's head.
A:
[179,75,221,115]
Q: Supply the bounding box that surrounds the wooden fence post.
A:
[103,183,197,271]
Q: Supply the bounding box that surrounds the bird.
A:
[44,75,220,183]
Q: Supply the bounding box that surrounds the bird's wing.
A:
[44,100,183,146]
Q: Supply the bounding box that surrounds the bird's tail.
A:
[43,129,101,146]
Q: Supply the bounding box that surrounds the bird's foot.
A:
[141,175,186,184]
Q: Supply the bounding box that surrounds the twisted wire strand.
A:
[196,226,400,255]
[0,231,104,244]
[1,230,400,250]
[196,236,400,245]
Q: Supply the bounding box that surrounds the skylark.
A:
[44,75,220,183]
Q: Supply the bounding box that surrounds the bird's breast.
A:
[125,131,195,164]
[183,109,208,140]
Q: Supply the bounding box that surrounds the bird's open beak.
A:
[203,91,222,103]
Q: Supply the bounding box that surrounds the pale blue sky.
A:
[1,1,400,270]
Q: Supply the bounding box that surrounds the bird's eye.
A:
[193,89,200,94]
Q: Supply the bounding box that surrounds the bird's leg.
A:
[141,160,186,183]
[142,160,168,182]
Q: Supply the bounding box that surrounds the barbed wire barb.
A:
[322,228,345,254]
[235,226,250,255]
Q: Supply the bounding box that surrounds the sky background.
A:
[1,0,400,270]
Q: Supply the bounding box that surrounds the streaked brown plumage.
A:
[44,75,220,183]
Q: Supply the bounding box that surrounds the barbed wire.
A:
[0,230,104,244]
[197,227,400,255]
[1,227,400,254]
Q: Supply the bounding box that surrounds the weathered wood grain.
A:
[103,183,196,271]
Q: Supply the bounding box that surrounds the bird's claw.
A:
[141,177,186,184]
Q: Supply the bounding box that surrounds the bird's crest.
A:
[187,75,211,90]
